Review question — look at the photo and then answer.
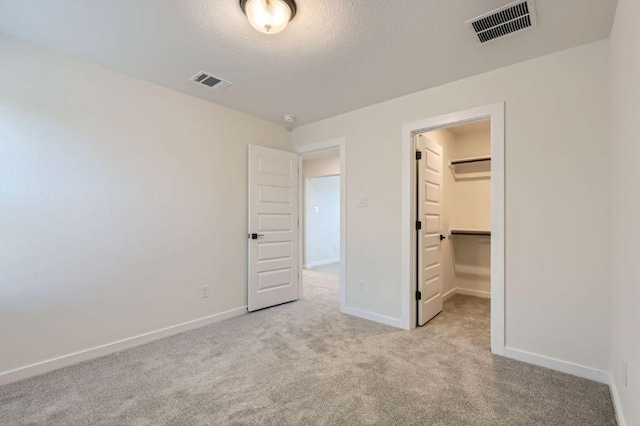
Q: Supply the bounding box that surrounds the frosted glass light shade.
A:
[241,0,295,34]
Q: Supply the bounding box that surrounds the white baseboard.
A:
[503,350,626,422]
[342,306,405,329]
[608,373,628,426]
[305,258,340,269]
[503,347,608,384]
[0,306,247,386]
[442,287,491,300]
[443,288,457,300]
[456,288,491,298]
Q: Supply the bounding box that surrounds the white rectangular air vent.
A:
[467,0,537,44]
[190,71,232,91]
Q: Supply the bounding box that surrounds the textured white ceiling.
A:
[0,0,618,127]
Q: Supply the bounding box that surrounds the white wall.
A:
[303,154,340,179]
[447,128,491,296]
[452,129,491,296]
[609,0,640,423]
[292,40,611,372]
[305,175,340,268]
[0,35,292,378]
[451,130,491,230]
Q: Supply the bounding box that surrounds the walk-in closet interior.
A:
[417,119,491,326]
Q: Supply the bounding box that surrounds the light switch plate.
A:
[357,195,368,207]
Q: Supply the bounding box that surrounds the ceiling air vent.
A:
[467,0,537,44]
[190,71,232,91]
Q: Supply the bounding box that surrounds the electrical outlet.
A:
[357,195,368,207]
[200,285,209,299]
[358,280,365,292]
[623,360,628,387]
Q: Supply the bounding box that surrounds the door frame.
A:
[296,137,347,312]
[401,103,505,355]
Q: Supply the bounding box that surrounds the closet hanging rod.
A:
[449,229,491,236]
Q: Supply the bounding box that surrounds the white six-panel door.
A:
[417,136,444,326]
[248,145,299,312]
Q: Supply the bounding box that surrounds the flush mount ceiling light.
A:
[239,0,297,34]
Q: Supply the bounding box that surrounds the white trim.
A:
[456,288,491,299]
[608,373,628,426]
[304,258,340,269]
[342,307,404,328]
[503,347,608,384]
[296,137,347,313]
[298,155,304,300]
[0,306,247,386]
[401,102,506,356]
[443,287,491,300]
[443,288,458,300]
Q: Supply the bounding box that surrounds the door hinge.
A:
[416,221,422,230]
[416,290,422,301]
[416,151,422,160]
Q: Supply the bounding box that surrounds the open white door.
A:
[248,145,299,312]
[417,136,444,326]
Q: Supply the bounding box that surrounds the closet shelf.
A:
[448,155,491,174]
[449,155,491,167]
[449,228,491,236]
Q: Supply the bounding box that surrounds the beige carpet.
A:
[0,264,615,425]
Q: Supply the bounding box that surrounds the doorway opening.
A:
[301,149,341,304]
[415,119,492,338]
[402,103,505,355]
[296,138,347,313]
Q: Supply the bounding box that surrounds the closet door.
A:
[417,136,444,326]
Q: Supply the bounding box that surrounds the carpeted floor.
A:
[0,263,616,425]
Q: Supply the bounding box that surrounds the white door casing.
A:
[402,103,504,353]
[248,145,299,312]
[417,135,444,326]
